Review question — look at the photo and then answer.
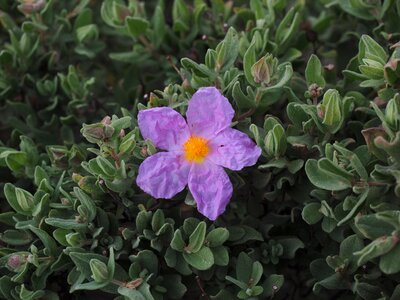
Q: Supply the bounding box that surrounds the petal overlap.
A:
[188,162,233,220]
[136,152,190,199]
[208,128,262,170]
[138,107,190,151]
[186,87,234,139]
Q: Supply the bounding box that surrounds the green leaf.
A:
[73,187,96,222]
[28,225,58,256]
[187,221,206,253]
[211,246,229,266]
[305,159,352,191]
[183,246,214,270]
[305,54,325,87]
[171,229,186,252]
[263,274,284,297]
[206,228,229,247]
[243,37,257,85]
[302,203,323,225]
[125,16,149,38]
[355,236,396,266]
[45,218,87,230]
[236,252,253,283]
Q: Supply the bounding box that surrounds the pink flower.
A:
[136,87,261,220]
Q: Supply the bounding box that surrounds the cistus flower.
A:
[136,87,261,220]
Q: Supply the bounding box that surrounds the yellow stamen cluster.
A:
[183,136,209,163]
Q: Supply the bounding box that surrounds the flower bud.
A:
[104,125,115,139]
[15,188,34,212]
[386,96,400,130]
[66,232,82,247]
[18,0,46,15]
[90,259,109,283]
[82,124,105,144]
[47,146,69,168]
[101,116,111,125]
[264,124,287,158]
[251,54,277,85]
[72,172,83,183]
[319,89,343,133]
[7,254,24,271]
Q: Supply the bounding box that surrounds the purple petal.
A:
[208,128,262,170]
[186,87,234,139]
[136,152,190,199]
[138,107,190,151]
[188,162,233,220]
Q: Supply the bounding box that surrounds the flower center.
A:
[183,135,209,163]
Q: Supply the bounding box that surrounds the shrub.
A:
[0,0,400,299]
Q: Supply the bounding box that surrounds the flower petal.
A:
[186,87,234,139]
[208,128,262,170]
[136,152,190,199]
[138,107,190,151]
[188,162,233,220]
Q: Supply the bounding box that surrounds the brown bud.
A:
[8,255,22,269]
[140,146,149,158]
[125,278,143,289]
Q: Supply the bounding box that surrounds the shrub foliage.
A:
[1,0,400,299]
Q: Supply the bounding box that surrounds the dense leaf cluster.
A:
[0,0,400,299]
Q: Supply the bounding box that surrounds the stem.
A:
[196,276,210,299]
[166,55,185,82]
[235,89,263,121]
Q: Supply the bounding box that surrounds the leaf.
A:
[380,243,400,274]
[243,36,257,85]
[182,246,214,270]
[171,229,186,252]
[125,16,149,38]
[206,228,229,247]
[211,246,229,266]
[45,218,87,230]
[186,221,206,253]
[236,252,253,283]
[277,237,305,259]
[73,187,96,222]
[302,203,323,225]
[263,274,284,297]
[355,236,395,266]
[305,54,326,87]
[28,225,58,256]
[305,159,352,191]
[250,261,263,286]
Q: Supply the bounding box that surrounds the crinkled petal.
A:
[208,128,262,170]
[186,87,234,139]
[136,152,190,199]
[188,162,233,220]
[138,107,190,151]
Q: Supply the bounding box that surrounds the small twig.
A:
[196,276,210,299]
[166,55,185,82]
[235,108,256,121]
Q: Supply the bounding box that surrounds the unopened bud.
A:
[251,54,277,85]
[7,255,23,270]
[15,188,34,212]
[18,0,46,15]
[125,278,143,289]
[309,83,323,99]
[386,96,400,130]
[101,116,111,125]
[264,124,287,158]
[140,146,149,158]
[90,259,109,283]
[319,89,342,133]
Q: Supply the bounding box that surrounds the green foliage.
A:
[1,0,400,299]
